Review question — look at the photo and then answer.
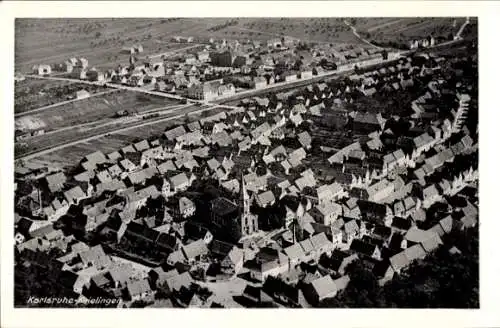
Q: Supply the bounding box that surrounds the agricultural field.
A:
[15,18,233,73]
[15,90,180,132]
[238,18,363,44]
[351,17,470,49]
[16,105,226,167]
[15,17,366,75]
[14,78,109,113]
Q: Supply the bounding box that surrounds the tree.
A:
[381,49,388,60]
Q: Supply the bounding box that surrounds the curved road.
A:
[455,17,470,40]
[343,19,384,49]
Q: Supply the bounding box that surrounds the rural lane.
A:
[343,20,384,50]
[455,17,470,40]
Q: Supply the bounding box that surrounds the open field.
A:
[351,17,471,49]
[239,18,364,44]
[15,18,369,74]
[16,105,228,167]
[15,89,180,132]
[15,18,232,73]
[14,79,110,114]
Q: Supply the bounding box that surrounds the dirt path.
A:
[366,18,407,32]
[455,17,470,40]
[343,20,384,50]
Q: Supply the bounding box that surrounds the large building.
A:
[210,178,258,242]
[187,81,235,101]
[210,50,234,67]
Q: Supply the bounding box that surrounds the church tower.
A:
[241,175,258,236]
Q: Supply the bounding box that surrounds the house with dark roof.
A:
[353,112,384,134]
[349,239,381,260]
[241,284,276,307]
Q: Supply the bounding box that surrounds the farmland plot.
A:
[15,90,180,132]
[14,79,108,113]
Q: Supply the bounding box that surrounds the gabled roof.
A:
[179,197,195,212]
[207,158,221,171]
[126,278,152,296]
[134,140,150,152]
[78,245,111,269]
[420,233,442,253]
[169,172,189,188]
[439,215,454,234]
[126,185,159,204]
[64,186,86,203]
[164,125,187,140]
[404,243,426,262]
[284,243,306,261]
[309,275,337,299]
[297,131,312,148]
[332,275,350,291]
[389,251,409,272]
[157,160,177,174]
[310,232,332,250]
[344,219,359,235]
[166,271,194,292]
[257,190,276,207]
[182,239,209,260]
[45,172,67,191]
[299,239,315,254]
[85,151,107,165]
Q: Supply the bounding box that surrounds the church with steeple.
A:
[240,176,259,237]
[209,175,259,242]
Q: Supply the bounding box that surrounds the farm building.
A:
[32,64,51,76]
[76,90,90,100]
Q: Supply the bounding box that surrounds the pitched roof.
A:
[310,232,332,250]
[420,233,443,253]
[297,131,312,148]
[179,197,195,212]
[169,172,189,188]
[405,226,432,243]
[389,251,410,272]
[310,275,337,299]
[78,245,111,268]
[164,125,187,140]
[157,160,177,174]
[85,151,107,165]
[182,239,209,260]
[300,239,315,254]
[404,244,426,262]
[257,190,276,207]
[64,186,86,203]
[45,172,67,191]
[439,215,454,234]
[166,271,193,292]
[127,167,159,185]
[127,279,152,296]
[284,243,306,261]
[134,140,150,152]
[332,275,350,291]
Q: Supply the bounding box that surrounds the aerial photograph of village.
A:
[13,17,478,308]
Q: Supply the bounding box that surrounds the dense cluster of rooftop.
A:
[15,35,478,308]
